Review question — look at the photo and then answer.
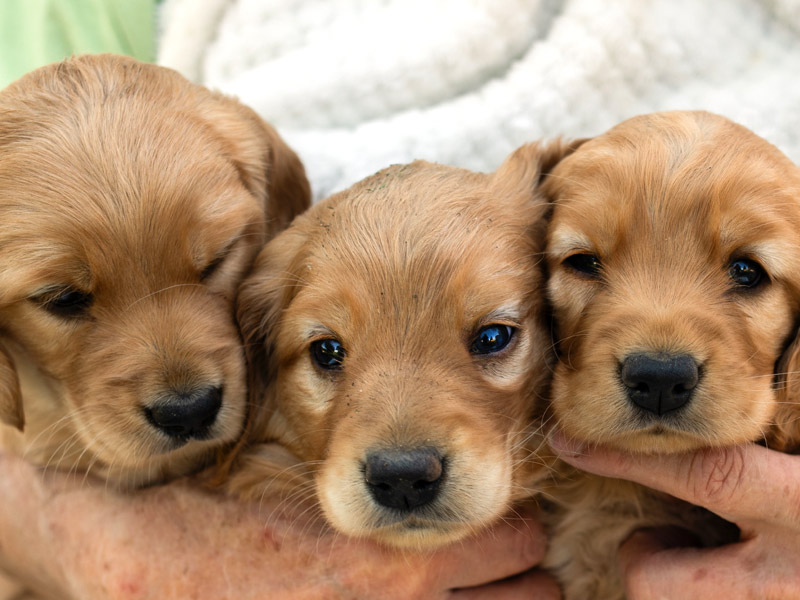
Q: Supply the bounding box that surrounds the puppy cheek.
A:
[550,331,632,444]
[315,448,371,538]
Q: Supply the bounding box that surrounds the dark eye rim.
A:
[200,254,227,281]
[310,337,347,371]
[200,239,241,281]
[32,287,93,319]
[469,324,517,356]
[562,252,603,278]
[728,257,768,290]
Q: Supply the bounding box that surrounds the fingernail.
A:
[548,429,588,459]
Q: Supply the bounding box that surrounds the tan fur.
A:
[0,54,310,489]
[226,142,578,549]
[542,111,800,599]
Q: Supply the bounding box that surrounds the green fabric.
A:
[0,0,157,88]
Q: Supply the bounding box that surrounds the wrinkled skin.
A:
[0,453,560,600]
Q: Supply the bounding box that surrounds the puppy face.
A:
[235,144,569,548]
[545,111,800,453]
[0,55,309,486]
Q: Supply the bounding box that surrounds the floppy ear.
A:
[492,138,591,198]
[223,442,312,501]
[236,223,311,382]
[491,138,591,254]
[768,333,800,453]
[260,121,312,238]
[211,224,311,487]
[0,342,24,431]
[200,92,312,239]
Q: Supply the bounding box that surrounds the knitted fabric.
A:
[158,0,800,201]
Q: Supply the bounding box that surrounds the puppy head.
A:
[544,111,800,453]
[235,143,571,548]
[0,54,309,485]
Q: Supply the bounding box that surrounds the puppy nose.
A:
[146,386,222,439]
[365,447,444,511]
[620,353,699,415]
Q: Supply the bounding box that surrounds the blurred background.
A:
[2,0,800,202]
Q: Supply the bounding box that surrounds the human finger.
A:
[434,513,549,590]
[550,430,800,525]
[618,528,790,599]
[452,569,561,600]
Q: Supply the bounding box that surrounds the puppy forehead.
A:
[548,113,800,269]
[0,118,259,289]
[0,164,253,264]
[288,165,540,333]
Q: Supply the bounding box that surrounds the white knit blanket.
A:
[158,0,800,202]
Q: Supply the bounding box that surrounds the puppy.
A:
[0,54,310,489]
[226,143,575,549]
[541,111,800,598]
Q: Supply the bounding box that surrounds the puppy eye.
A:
[563,253,602,277]
[310,338,346,370]
[729,258,766,289]
[36,288,93,318]
[200,254,226,281]
[200,240,239,281]
[470,325,515,355]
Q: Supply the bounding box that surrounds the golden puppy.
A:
[226,143,576,548]
[0,54,310,489]
[542,111,800,598]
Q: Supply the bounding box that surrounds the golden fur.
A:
[226,143,578,548]
[0,54,310,489]
[541,111,800,598]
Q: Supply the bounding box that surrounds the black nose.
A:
[620,353,699,415]
[145,386,222,440]
[365,447,444,511]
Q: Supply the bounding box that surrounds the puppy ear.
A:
[260,121,312,237]
[223,442,312,500]
[0,342,24,431]
[236,223,310,380]
[493,138,590,196]
[201,92,311,238]
[769,334,800,452]
[211,224,311,485]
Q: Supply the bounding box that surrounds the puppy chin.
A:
[366,520,474,550]
[594,428,714,454]
[316,456,511,550]
[319,498,480,551]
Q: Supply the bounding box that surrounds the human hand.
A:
[551,432,800,599]
[0,453,560,600]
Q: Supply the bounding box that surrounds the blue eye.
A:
[310,338,346,369]
[729,258,765,289]
[470,325,515,355]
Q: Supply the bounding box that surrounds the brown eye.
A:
[729,258,765,289]
[36,288,93,318]
[563,253,602,277]
[200,254,226,280]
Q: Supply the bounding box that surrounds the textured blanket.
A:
[158,0,800,202]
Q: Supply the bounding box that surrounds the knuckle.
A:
[686,446,747,510]
[623,554,659,599]
[515,518,547,565]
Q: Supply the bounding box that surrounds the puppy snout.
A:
[620,353,699,415]
[365,447,444,511]
[145,385,222,440]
